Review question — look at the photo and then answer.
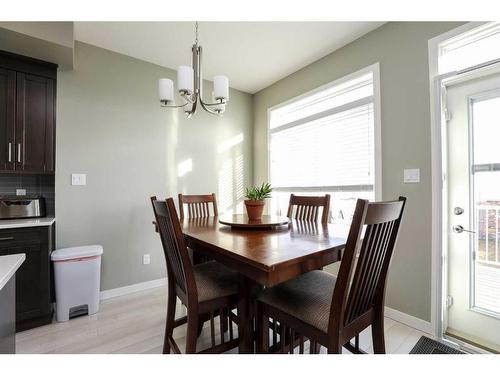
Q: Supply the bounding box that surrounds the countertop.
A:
[0,254,25,290]
[0,217,55,230]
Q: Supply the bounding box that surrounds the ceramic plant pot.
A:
[244,199,265,220]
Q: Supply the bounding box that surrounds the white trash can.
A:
[51,245,103,322]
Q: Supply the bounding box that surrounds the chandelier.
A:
[158,22,229,118]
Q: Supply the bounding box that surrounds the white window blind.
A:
[269,72,375,191]
[270,73,373,130]
[439,22,500,74]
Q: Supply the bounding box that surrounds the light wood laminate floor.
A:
[16,286,427,354]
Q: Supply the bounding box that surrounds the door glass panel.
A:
[472,94,500,315]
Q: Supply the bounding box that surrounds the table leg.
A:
[237,274,262,353]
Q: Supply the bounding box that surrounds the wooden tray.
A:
[218,214,289,229]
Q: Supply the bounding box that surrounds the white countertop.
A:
[0,253,25,290]
[0,217,55,230]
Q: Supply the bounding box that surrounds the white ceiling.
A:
[74,22,384,94]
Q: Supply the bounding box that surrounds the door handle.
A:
[0,237,14,241]
[453,225,475,234]
[8,142,12,162]
[17,143,21,163]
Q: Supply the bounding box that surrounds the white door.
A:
[446,71,500,352]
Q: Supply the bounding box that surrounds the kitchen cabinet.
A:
[0,224,54,332]
[0,68,16,171]
[0,50,56,174]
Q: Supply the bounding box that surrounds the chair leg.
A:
[327,344,342,354]
[197,321,205,337]
[163,290,176,354]
[256,303,269,353]
[197,312,208,337]
[185,309,199,354]
[222,310,229,333]
[327,335,342,354]
[314,342,321,354]
[310,340,321,354]
[372,309,386,354]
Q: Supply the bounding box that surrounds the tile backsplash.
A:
[0,174,55,216]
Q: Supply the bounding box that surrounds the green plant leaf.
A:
[245,182,273,200]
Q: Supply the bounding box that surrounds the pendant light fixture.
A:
[158,22,229,118]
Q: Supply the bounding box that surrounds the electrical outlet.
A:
[143,254,151,265]
[16,189,26,196]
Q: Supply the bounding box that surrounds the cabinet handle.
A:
[0,237,14,241]
[17,143,21,163]
[8,143,12,162]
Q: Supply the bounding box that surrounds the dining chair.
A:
[179,193,228,335]
[151,196,239,354]
[267,193,332,337]
[154,193,218,263]
[256,196,407,354]
[178,193,218,219]
[177,193,218,264]
[287,194,331,223]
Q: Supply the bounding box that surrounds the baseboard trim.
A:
[384,306,432,335]
[100,279,432,335]
[100,278,167,300]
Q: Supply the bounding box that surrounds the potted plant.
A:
[244,183,272,220]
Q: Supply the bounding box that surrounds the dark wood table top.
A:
[218,214,289,229]
[181,216,346,287]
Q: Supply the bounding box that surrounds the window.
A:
[268,65,380,232]
[439,22,500,74]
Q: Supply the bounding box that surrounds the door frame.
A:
[429,22,500,353]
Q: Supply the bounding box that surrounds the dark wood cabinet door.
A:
[8,244,51,322]
[15,73,55,173]
[0,67,16,172]
[0,226,53,331]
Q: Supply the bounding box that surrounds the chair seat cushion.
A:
[193,261,238,302]
[257,270,336,333]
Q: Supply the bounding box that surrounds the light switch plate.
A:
[404,168,420,183]
[16,189,26,196]
[71,174,87,186]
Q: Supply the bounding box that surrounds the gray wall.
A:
[253,22,464,322]
[0,27,73,68]
[56,42,253,291]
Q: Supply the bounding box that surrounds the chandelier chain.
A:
[195,21,198,45]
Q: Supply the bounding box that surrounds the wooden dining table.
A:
[181,215,347,353]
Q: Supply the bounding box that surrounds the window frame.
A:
[437,22,500,75]
[266,63,382,200]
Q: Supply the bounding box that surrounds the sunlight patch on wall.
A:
[218,158,234,214]
[217,153,246,215]
[177,158,193,177]
[217,133,244,154]
[235,153,245,201]
[166,111,180,195]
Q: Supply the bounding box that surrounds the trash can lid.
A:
[51,245,103,261]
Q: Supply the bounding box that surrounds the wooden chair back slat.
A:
[178,193,218,219]
[330,197,406,330]
[286,194,331,223]
[151,197,195,297]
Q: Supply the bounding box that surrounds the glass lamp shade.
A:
[213,75,229,100]
[158,78,174,102]
[178,65,194,94]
